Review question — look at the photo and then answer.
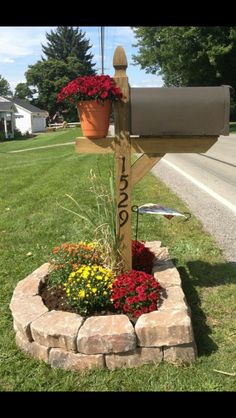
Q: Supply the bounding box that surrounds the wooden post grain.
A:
[113,46,132,271]
[131,154,165,188]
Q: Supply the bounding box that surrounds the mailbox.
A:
[130,86,230,136]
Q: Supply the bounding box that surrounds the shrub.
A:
[132,240,155,274]
[63,264,115,315]
[111,269,161,318]
[13,129,33,139]
[48,242,102,287]
[0,131,6,141]
[13,128,23,138]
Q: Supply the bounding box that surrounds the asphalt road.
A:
[151,134,236,268]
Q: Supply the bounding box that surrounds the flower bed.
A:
[10,242,197,371]
[45,239,162,320]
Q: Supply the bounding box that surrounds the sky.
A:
[0,26,163,93]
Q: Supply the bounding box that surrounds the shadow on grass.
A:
[172,259,236,357]
[0,134,38,153]
[0,135,37,142]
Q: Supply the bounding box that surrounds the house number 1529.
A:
[118,156,129,227]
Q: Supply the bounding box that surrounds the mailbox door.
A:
[130,86,230,136]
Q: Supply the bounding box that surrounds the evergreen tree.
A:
[42,26,95,74]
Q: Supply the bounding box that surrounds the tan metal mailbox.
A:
[130,86,230,136]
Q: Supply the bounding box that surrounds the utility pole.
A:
[101,26,104,74]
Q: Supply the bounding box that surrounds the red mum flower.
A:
[57,74,123,105]
[132,240,155,274]
[111,269,161,318]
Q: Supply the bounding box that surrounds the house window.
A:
[0,117,4,131]
[7,120,12,132]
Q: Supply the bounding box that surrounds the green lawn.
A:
[229,122,236,133]
[1,131,236,391]
[0,127,82,153]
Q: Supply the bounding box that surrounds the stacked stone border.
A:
[9,241,197,371]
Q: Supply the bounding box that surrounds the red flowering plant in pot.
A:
[57,75,123,139]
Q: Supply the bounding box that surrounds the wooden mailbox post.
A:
[76,46,230,271]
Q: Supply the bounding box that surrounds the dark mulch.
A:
[39,279,137,324]
[40,280,75,313]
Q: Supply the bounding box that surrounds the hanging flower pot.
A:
[57,74,123,139]
[77,100,111,139]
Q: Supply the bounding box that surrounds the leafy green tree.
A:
[0,75,12,96]
[25,27,96,120]
[26,58,84,118]
[132,26,236,119]
[14,83,36,100]
[132,27,236,86]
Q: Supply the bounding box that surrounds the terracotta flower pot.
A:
[77,100,111,139]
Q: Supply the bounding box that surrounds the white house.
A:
[13,98,49,134]
[0,96,49,139]
[0,96,16,138]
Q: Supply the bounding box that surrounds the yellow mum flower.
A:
[87,241,96,248]
[82,272,89,279]
[78,290,85,299]
[92,288,97,294]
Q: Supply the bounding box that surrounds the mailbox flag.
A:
[136,203,190,220]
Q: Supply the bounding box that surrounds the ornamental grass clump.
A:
[49,241,102,287]
[111,270,161,318]
[59,170,122,274]
[63,264,115,315]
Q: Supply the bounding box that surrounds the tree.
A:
[14,83,35,100]
[25,27,96,120]
[26,57,89,119]
[132,27,236,119]
[0,75,12,96]
[42,26,95,74]
[132,27,236,87]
